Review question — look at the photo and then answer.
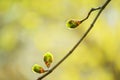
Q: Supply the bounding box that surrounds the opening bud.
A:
[43,52,53,68]
[66,20,81,28]
[32,64,45,74]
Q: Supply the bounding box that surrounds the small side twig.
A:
[80,7,101,23]
[37,0,111,80]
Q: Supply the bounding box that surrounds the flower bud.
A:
[43,52,53,68]
[66,20,81,28]
[32,64,45,73]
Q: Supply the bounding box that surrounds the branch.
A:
[37,0,111,80]
[80,7,101,23]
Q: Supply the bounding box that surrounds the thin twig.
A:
[37,0,111,80]
[80,7,101,23]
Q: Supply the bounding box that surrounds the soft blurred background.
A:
[0,0,120,80]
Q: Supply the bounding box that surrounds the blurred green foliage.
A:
[0,0,120,80]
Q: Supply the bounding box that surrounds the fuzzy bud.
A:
[66,20,81,28]
[43,52,53,68]
[32,64,45,74]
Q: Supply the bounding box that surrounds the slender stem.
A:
[37,0,111,80]
[80,7,101,23]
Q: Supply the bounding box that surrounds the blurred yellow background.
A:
[0,0,120,80]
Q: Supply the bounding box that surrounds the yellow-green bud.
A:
[66,20,81,28]
[43,52,53,68]
[32,64,45,73]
